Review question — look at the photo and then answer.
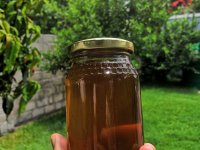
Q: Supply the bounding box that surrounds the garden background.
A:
[0,0,200,150]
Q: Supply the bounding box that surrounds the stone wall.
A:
[0,34,66,135]
[17,71,66,125]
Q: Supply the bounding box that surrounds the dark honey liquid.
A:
[66,53,143,150]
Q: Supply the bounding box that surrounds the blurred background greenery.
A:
[40,0,200,87]
[0,0,200,150]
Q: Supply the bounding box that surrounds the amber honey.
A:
[66,38,143,150]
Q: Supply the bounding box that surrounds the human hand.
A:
[51,133,155,150]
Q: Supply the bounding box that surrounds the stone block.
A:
[0,122,8,135]
[31,93,40,102]
[36,92,44,101]
[18,110,33,123]
[60,86,66,92]
[43,87,55,96]
[33,108,44,118]
[36,97,48,107]
[42,72,54,79]
[44,97,49,105]
[0,98,3,113]
[31,34,56,52]
[53,93,64,102]
[55,86,59,93]
[26,101,36,110]
[52,78,63,85]
[45,104,55,113]
[32,71,42,80]
[7,114,17,125]
[56,101,65,110]
[48,97,54,104]
[0,114,6,123]
[0,121,14,135]
[56,71,64,76]
[0,107,3,114]
[7,121,15,133]
[63,92,66,99]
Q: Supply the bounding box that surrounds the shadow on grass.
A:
[32,109,67,134]
[141,82,199,95]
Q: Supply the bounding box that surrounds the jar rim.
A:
[70,38,134,53]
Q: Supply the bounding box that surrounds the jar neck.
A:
[71,49,132,64]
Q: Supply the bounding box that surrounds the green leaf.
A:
[2,96,14,117]
[0,9,4,13]
[13,81,23,100]
[27,48,41,69]
[0,30,5,40]
[0,29,6,35]
[7,0,16,12]
[0,20,11,33]
[16,0,24,8]
[10,26,19,35]
[8,11,17,16]
[25,19,41,44]
[21,4,27,17]
[18,80,40,114]
[0,43,3,50]
[162,46,170,54]
[5,34,12,48]
[0,9,5,19]
[3,36,21,73]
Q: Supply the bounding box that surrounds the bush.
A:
[42,0,102,74]
[128,0,171,81]
[43,0,200,84]
[32,0,68,34]
[130,15,200,82]
[126,1,200,83]
[160,18,200,82]
[191,0,200,12]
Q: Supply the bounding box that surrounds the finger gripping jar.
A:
[66,38,143,150]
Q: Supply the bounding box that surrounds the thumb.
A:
[51,133,67,150]
[140,143,156,150]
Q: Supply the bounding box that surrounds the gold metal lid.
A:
[70,38,134,53]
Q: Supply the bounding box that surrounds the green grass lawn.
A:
[142,86,200,150]
[0,111,66,150]
[0,86,199,150]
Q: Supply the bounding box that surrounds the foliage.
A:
[159,18,200,82]
[43,0,200,83]
[128,1,171,77]
[96,0,131,37]
[129,3,200,81]
[0,1,43,115]
[95,0,172,39]
[191,0,200,12]
[43,0,170,74]
[42,0,102,74]
[32,0,68,33]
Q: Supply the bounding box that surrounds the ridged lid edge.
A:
[70,38,134,53]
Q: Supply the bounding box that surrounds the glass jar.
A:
[66,38,143,150]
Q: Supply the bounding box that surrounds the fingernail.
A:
[144,143,156,150]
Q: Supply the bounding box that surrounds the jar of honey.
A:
[66,38,143,150]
